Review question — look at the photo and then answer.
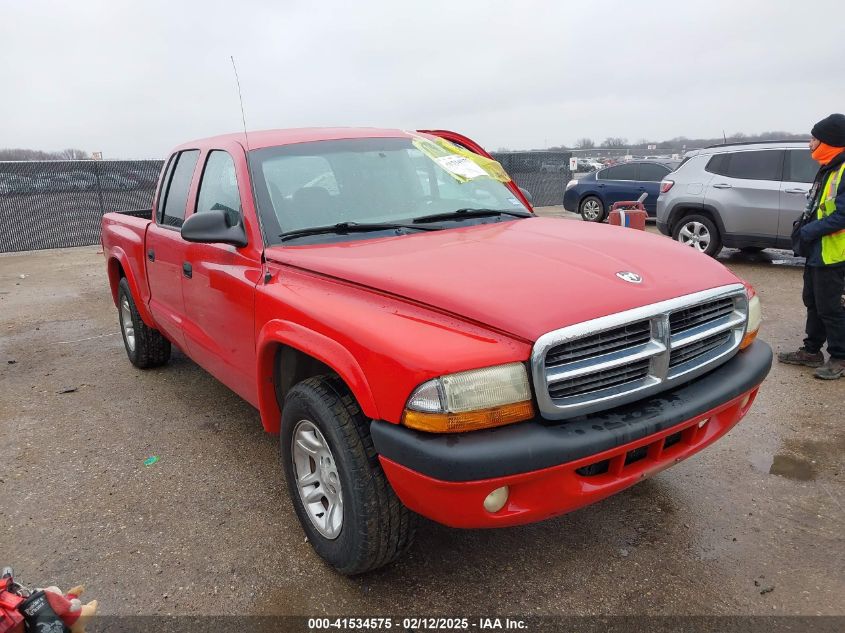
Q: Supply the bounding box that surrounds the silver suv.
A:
[656,140,815,256]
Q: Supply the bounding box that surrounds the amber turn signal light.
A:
[402,400,534,433]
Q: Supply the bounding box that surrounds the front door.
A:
[145,149,200,349]
[180,149,261,404]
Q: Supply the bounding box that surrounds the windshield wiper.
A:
[279,221,442,242]
[411,208,533,224]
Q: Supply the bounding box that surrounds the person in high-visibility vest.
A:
[779,113,845,379]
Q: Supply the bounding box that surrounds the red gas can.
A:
[608,200,648,231]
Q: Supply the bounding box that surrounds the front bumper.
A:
[372,340,772,528]
[657,219,671,235]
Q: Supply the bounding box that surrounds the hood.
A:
[264,217,741,342]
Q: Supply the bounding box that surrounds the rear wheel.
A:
[579,196,605,222]
[117,277,170,368]
[672,214,722,257]
[281,375,416,575]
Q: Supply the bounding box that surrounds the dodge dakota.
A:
[100,127,772,574]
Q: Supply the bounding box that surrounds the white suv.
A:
[656,140,814,256]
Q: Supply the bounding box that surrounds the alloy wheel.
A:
[291,419,343,539]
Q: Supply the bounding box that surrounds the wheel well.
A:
[579,192,603,208]
[668,205,720,235]
[107,258,126,304]
[273,344,337,407]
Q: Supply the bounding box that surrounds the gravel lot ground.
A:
[1,209,843,618]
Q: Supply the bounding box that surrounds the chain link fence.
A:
[0,160,163,252]
[0,151,576,253]
[491,151,572,208]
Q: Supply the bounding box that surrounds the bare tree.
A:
[574,137,595,149]
[600,137,628,149]
[56,148,90,159]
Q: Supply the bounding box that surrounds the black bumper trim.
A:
[371,341,772,482]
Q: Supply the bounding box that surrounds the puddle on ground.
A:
[751,452,816,481]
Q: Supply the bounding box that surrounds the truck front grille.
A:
[545,321,651,367]
[531,285,748,420]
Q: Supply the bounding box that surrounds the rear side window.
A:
[706,150,783,181]
[159,150,200,227]
[784,149,816,183]
[599,163,638,180]
[196,151,242,217]
[638,163,670,182]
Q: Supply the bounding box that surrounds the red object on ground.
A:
[608,200,648,230]
[0,588,24,633]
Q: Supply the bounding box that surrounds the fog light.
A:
[483,486,509,513]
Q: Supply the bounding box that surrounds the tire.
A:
[579,195,605,222]
[281,375,416,575]
[740,246,765,254]
[117,277,171,368]
[671,214,723,257]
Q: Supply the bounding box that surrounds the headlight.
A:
[565,179,578,190]
[402,362,534,433]
[740,286,762,349]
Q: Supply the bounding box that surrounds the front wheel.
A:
[281,375,416,575]
[579,196,605,222]
[672,214,723,257]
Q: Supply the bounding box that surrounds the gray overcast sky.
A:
[2,0,843,158]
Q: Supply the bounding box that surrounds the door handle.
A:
[784,188,808,194]
[147,249,155,262]
[712,183,732,189]
[182,262,192,279]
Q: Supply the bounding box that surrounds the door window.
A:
[784,149,816,183]
[706,150,783,181]
[196,151,242,218]
[638,163,670,182]
[598,163,638,180]
[159,150,199,228]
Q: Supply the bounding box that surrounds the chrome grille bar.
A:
[531,284,748,420]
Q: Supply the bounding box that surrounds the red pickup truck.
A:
[101,127,772,574]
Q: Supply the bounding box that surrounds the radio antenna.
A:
[230,55,250,150]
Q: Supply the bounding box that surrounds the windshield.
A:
[250,137,530,244]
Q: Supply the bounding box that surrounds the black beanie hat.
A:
[811,113,845,147]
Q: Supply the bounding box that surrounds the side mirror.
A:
[519,187,533,205]
[181,209,248,248]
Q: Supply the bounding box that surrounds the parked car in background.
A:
[49,171,97,192]
[656,140,814,256]
[564,160,678,221]
[99,173,138,191]
[0,174,35,195]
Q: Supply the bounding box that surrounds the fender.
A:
[256,319,379,433]
[106,247,156,328]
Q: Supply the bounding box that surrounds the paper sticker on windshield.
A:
[434,155,488,180]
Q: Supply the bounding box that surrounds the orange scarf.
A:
[811,142,845,165]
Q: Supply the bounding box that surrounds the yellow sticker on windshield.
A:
[412,136,510,183]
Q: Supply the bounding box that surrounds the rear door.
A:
[145,149,200,348]
[702,149,784,240]
[637,162,673,215]
[180,149,261,404]
[779,148,816,243]
[595,163,640,208]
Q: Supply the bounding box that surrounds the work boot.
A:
[777,348,824,367]
[814,358,845,380]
